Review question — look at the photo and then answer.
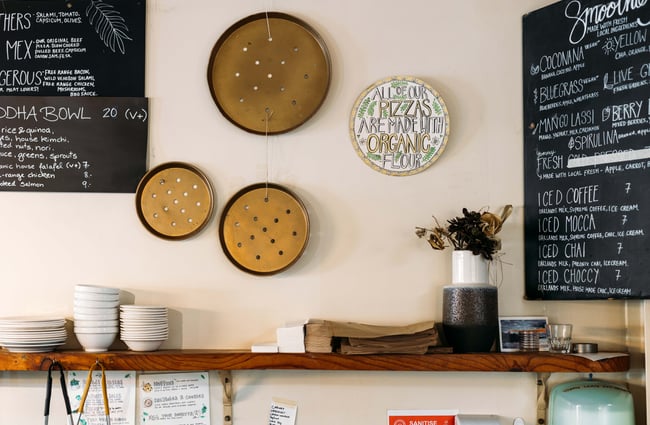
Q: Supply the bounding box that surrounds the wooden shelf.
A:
[0,350,630,373]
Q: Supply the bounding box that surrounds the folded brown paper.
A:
[305,319,444,355]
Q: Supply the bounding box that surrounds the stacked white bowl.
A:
[120,305,168,351]
[73,284,120,352]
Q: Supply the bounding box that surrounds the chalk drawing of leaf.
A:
[367,100,376,116]
[357,97,370,119]
[86,0,132,54]
[423,146,436,162]
[431,99,443,115]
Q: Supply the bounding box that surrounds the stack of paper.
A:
[304,319,334,353]
[339,326,440,354]
[276,321,306,353]
[305,320,445,354]
[251,342,279,353]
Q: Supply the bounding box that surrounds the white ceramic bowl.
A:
[74,326,119,334]
[121,332,168,339]
[119,321,168,327]
[73,311,119,321]
[73,306,119,316]
[122,339,164,352]
[119,305,167,310]
[75,331,117,352]
[74,319,119,328]
[121,331,168,338]
[119,321,167,327]
[73,299,120,308]
[74,284,120,295]
[120,325,167,331]
[74,292,120,302]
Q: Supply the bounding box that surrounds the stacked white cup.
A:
[73,284,120,352]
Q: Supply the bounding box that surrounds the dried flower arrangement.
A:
[415,205,513,261]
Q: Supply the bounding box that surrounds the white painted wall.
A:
[0,0,645,424]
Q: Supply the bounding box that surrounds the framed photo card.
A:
[498,316,548,352]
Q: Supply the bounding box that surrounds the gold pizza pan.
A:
[136,162,215,240]
[219,183,310,275]
[207,12,331,134]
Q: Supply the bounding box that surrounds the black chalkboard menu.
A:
[523,1,650,299]
[0,0,145,96]
[0,1,147,193]
[0,96,147,192]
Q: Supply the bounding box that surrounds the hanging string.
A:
[265,108,273,199]
[264,0,273,200]
[265,5,272,41]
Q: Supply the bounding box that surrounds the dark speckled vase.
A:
[442,251,499,353]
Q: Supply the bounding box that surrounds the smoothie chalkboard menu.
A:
[523,1,650,299]
[0,0,145,96]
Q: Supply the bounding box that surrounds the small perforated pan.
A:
[219,183,309,275]
[135,162,215,240]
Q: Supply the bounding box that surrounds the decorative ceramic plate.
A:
[135,162,214,240]
[349,76,450,176]
[219,183,309,275]
[207,12,331,134]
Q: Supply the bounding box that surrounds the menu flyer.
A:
[67,370,136,425]
[139,372,210,425]
[268,398,297,425]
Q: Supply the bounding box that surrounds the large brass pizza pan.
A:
[219,183,310,275]
[136,162,215,240]
[207,12,331,134]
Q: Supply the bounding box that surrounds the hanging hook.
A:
[44,360,74,425]
[40,357,55,371]
[76,360,110,425]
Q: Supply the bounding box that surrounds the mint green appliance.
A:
[549,380,634,425]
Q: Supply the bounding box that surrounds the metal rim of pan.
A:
[218,182,310,275]
[135,162,215,240]
[207,11,331,135]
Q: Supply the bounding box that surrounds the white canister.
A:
[452,250,489,284]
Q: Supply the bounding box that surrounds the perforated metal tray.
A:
[207,12,331,134]
[219,183,309,275]
[135,162,214,240]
